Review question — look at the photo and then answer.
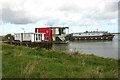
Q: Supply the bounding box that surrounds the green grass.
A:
[2,43,119,78]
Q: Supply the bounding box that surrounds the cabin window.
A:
[46,30,48,33]
[24,34,26,37]
[17,34,18,37]
[28,34,30,37]
[26,34,28,37]
[45,37,49,41]
[16,34,17,37]
[38,34,42,40]
[36,34,42,41]
[17,34,20,37]
[63,29,66,34]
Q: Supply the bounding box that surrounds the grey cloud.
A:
[105,2,118,12]
[46,20,59,26]
[59,3,82,13]
[58,1,118,26]
[1,0,118,25]
[46,19,68,26]
[2,6,37,24]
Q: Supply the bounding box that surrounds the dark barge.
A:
[10,41,53,49]
[69,35,114,40]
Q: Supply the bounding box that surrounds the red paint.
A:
[36,28,53,41]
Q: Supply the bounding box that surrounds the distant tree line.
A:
[0,34,14,42]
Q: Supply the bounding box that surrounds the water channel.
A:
[53,34,120,59]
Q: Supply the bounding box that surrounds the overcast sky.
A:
[0,0,119,35]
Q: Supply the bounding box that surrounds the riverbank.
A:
[2,43,119,78]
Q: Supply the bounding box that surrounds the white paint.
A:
[23,33,33,42]
[51,29,54,34]
[66,28,69,34]
[14,33,22,42]
[73,32,104,37]
[14,33,45,42]
[31,34,34,42]
[42,34,44,41]
[55,28,59,34]
[37,28,38,33]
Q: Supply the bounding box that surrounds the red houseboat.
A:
[35,28,53,42]
[35,27,69,43]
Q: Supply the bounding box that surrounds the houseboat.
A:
[69,31,114,40]
[35,26,69,43]
[13,33,53,49]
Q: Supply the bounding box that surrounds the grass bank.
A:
[2,43,119,78]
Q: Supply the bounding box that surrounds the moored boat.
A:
[69,31,114,40]
[12,33,53,49]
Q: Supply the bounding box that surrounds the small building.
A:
[35,27,69,41]
[14,33,45,42]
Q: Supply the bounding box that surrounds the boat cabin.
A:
[72,31,108,37]
[14,33,45,42]
[35,27,69,41]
